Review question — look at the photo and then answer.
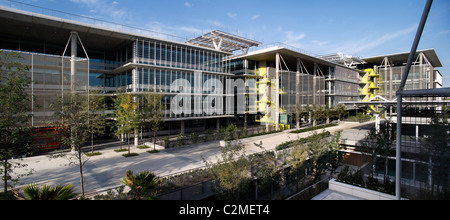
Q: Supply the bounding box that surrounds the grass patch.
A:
[290,124,337,134]
[85,152,102,157]
[147,149,160,154]
[137,145,150,149]
[114,148,128,153]
[122,153,139,157]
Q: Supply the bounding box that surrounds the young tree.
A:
[362,122,395,183]
[51,91,90,197]
[0,51,35,193]
[324,105,335,124]
[202,125,251,199]
[87,89,107,154]
[139,93,164,151]
[288,131,339,184]
[305,104,325,127]
[249,142,280,200]
[288,140,309,191]
[335,104,347,123]
[114,91,139,155]
[305,132,329,182]
[325,131,343,179]
[295,103,307,129]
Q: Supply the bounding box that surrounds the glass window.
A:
[171,45,176,67]
[143,41,149,60]
[185,47,188,68]
[161,70,167,92]
[142,68,148,85]
[156,69,161,91]
[150,69,155,85]
[105,74,115,87]
[192,49,196,69]
[150,41,155,61]
[156,43,161,62]
[161,44,166,63]
[127,71,132,86]
[138,40,143,60]
[171,71,176,92]
[177,47,182,68]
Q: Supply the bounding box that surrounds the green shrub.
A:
[137,145,150,149]
[276,131,331,151]
[147,150,160,154]
[290,124,337,134]
[122,153,139,157]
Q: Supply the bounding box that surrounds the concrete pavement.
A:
[4,121,374,197]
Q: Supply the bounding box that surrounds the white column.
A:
[415,125,419,142]
[275,53,280,131]
[132,68,139,146]
[70,31,77,92]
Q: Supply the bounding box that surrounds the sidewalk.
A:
[5,121,374,197]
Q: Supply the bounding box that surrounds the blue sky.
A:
[3,0,450,86]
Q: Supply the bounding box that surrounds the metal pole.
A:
[398,0,433,91]
[395,95,403,200]
[395,0,433,200]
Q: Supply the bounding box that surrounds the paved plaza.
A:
[4,121,374,197]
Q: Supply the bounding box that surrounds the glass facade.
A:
[135,39,225,73]
[327,66,360,107]
[378,64,431,100]
[5,50,89,125]
[128,39,232,119]
[2,34,232,125]
[133,67,228,118]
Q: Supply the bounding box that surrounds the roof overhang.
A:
[233,45,364,73]
[0,6,229,54]
[362,49,442,68]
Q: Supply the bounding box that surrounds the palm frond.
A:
[22,183,40,200]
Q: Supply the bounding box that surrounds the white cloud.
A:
[70,0,99,4]
[143,21,204,40]
[330,25,417,55]
[178,26,203,35]
[311,40,329,46]
[207,20,225,28]
[70,0,127,21]
[226,12,237,19]
[283,31,306,48]
[439,30,450,35]
[184,2,192,7]
[251,15,260,20]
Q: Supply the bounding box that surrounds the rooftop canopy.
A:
[186,30,262,54]
[362,49,442,68]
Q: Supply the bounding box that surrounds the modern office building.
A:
[0,5,445,149]
[0,6,241,137]
[227,43,360,130]
[360,49,442,101]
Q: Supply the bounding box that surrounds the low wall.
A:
[329,179,397,200]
